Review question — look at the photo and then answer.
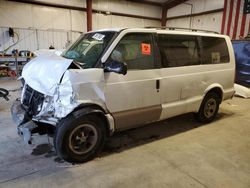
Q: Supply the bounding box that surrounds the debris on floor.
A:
[234,83,250,98]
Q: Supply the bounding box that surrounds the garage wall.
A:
[0,0,161,52]
[166,0,224,33]
[167,12,223,33]
[93,0,161,21]
[0,0,161,31]
[0,27,82,52]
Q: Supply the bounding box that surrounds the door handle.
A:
[156,80,160,91]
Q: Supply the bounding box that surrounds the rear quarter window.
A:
[157,34,201,68]
[201,37,230,64]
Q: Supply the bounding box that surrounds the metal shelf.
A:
[0,56,33,80]
[0,56,30,62]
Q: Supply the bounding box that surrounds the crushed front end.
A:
[11,84,55,144]
[10,52,78,144]
[11,77,80,145]
[10,31,112,145]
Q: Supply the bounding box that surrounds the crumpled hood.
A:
[22,53,73,96]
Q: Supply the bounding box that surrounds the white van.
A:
[11,28,235,163]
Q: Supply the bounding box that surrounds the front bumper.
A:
[11,99,38,144]
[11,99,29,126]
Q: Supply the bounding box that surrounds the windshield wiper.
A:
[73,60,86,68]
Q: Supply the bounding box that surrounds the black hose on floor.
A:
[0,88,9,101]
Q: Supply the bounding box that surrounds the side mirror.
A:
[104,60,127,75]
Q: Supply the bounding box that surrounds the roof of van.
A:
[89,27,227,37]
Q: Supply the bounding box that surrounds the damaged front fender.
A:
[34,68,107,122]
[22,53,108,125]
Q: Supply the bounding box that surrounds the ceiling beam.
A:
[166,8,224,20]
[125,0,163,7]
[164,0,189,9]
[7,0,87,11]
[126,0,189,9]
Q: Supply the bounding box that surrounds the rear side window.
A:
[157,34,201,68]
[110,33,155,70]
[201,37,229,64]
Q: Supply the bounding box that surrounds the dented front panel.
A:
[22,53,73,96]
[21,53,107,123]
[60,68,106,114]
[26,68,106,120]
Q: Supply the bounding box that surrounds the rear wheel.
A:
[54,114,106,163]
[194,92,220,123]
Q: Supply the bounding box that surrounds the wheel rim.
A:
[69,124,98,155]
[204,98,217,118]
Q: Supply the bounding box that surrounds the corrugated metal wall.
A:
[166,12,223,33]
[0,0,161,31]
[166,0,224,33]
[0,27,82,53]
[0,0,161,52]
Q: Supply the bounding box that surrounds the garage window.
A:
[110,33,156,70]
[157,34,201,68]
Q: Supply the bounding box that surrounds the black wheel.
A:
[194,92,220,123]
[54,114,106,163]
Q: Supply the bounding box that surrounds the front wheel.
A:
[54,114,106,163]
[194,92,220,123]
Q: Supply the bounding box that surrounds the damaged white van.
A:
[11,28,235,163]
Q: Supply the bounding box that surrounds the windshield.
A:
[62,31,116,68]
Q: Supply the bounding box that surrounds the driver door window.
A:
[110,33,156,70]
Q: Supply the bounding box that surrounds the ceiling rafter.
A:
[163,0,188,9]
[125,0,189,9]
[125,0,164,7]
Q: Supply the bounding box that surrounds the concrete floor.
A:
[0,80,249,188]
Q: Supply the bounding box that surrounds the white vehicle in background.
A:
[11,27,235,163]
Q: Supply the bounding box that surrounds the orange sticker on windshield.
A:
[141,43,151,55]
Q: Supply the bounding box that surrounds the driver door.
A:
[104,32,162,131]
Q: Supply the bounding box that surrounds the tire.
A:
[194,92,220,123]
[54,114,106,163]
